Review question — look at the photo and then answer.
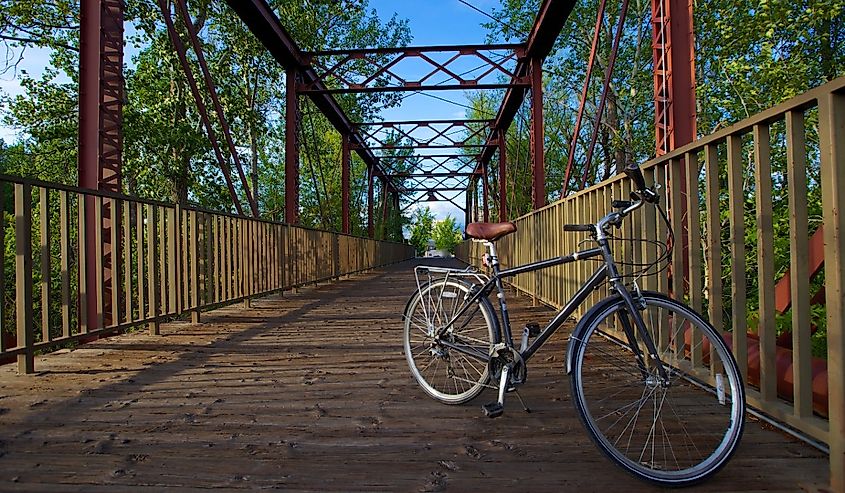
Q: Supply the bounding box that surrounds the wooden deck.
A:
[0,259,829,492]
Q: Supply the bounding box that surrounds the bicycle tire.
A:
[569,292,745,487]
[403,279,499,404]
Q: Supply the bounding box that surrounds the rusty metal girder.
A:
[223,0,395,194]
[476,0,577,173]
[301,44,526,94]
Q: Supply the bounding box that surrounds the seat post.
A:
[485,240,500,274]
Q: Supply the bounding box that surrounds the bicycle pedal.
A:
[525,323,541,337]
[481,402,504,418]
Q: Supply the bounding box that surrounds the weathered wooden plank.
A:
[15,183,34,373]
[0,259,829,492]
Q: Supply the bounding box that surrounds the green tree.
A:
[409,206,434,255]
[432,215,462,253]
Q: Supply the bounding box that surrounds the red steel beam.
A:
[561,0,608,197]
[579,0,631,189]
[158,0,244,215]
[475,0,577,173]
[307,43,525,56]
[498,132,508,222]
[341,133,351,234]
[356,119,493,126]
[285,68,300,224]
[223,0,395,193]
[652,0,697,155]
[367,167,375,238]
[78,0,124,329]
[529,57,545,208]
[175,0,258,216]
[482,161,489,222]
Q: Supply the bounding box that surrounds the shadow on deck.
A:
[0,259,828,492]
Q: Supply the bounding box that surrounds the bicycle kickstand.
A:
[481,364,511,418]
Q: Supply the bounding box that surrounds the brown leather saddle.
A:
[464,221,517,241]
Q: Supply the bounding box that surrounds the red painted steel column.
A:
[285,68,300,224]
[79,0,123,329]
[652,0,696,154]
[481,165,489,223]
[367,167,375,239]
[392,192,400,239]
[652,0,696,291]
[381,178,389,239]
[498,132,508,222]
[529,57,545,209]
[341,133,351,234]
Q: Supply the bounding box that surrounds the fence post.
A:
[190,209,201,324]
[14,183,34,374]
[819,87,845,492]
[146,204,160,335]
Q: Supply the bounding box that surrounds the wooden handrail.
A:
[457,75,845,490]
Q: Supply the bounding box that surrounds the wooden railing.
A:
[1,174,414,374]
[457,76,845,489]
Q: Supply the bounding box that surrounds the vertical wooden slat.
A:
[190,210,200,323]
[685,152,703,368]
[224,216,231,301]
[158,207,166,314]
[167,207,177,315]
[136,203,145,321]
[94,195,104,331]
[669,158,684,307]
[39,187,51,342]
[704,144,723,331]
[641,167,657,295]
[147,204,160,335]
[179,208,186,313]
[754,123,777,403]
[818,89,845,492]
[213,216,220,303]
[655,166,670,354]
[123,201,132,324]
[15,183,34,373]
[110,198,120,327]
[727,134,748,381]
[78,195,88,334]
[703,144,724,377]
[59,191,70,338]
[786,110,812,419]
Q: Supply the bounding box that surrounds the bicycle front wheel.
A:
[403,279,498,404]
[570,292,745,487]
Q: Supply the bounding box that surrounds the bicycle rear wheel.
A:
[403,279,498,404]
[569,292,745,487]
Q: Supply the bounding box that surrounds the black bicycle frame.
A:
[435,246,607,365]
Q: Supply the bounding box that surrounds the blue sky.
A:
[0,0,504,225]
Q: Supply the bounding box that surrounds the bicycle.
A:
[402,164,745,487]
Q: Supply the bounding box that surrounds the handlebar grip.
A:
[563,224,594,232]
[624,163,648,192]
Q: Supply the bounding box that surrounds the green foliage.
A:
[432,216,462,253]
[409,207,434,255]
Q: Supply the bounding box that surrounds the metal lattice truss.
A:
[301,45,526,94]
[353,119,493,150]
[225,0,576,227]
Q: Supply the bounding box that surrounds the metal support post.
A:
[482,162,490,223]
[79,0,124,329]
[529,57,545,209]
[285,68,301,224]
[341,133,351,234]
[367,166,375,238]
[498,132,508,222]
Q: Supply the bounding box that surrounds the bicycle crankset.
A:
[488,344,527,387]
